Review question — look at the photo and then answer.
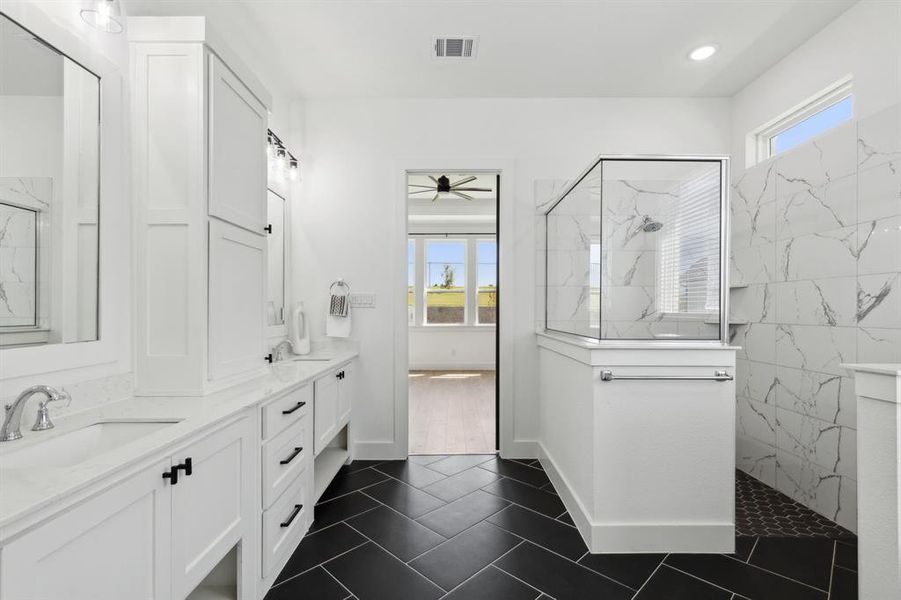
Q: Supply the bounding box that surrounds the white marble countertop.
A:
[0,349,357,538]
[841,363,901,377]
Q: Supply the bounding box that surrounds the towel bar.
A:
[599,370,733,382]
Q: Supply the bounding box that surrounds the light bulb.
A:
[80,0,123,34]
[689,45,717,61]
[288,159,299,180]
[276,148,287,171]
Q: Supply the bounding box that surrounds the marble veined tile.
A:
[737,437,777,488]
[776,450,857,533]
[546,285,591,323]
[857,326,901,364]
[0,177,52,210]
[775,407,856,478]
[602,179,678,219]
[776,226,857,282]
[775,324,857,376]
[858,103,901,172]
[601,249,656,286]
[731,283,773,324]
[732,199,776,248]
[546,249,590,287]
[731,243,776,285]
[774,277,857,327]
[733,160,776,215]
[857,272,901,328]
[600,285,656,322]
[775,366,856,429]
[738,396,776,447]
[0,247,37,283]
[736,358,777,404]
[857,159,901,222]
[733,322,776,363]
[534,179,572,214]
[857,215,901,275]
[776,120,857,192]
[546,214,595,251]
[775,175,856,240]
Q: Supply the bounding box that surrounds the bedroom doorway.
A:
[406,172,499,455]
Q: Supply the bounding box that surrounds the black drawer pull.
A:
[280,447,303,465]
[282,401,306,415]
[176,457,193,476]
[162,466,178,485]
[280,504,303,528]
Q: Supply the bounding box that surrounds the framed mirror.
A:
[0,13,100,348]
[266,188,286,327]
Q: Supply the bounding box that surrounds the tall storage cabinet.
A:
[130,17,272,395]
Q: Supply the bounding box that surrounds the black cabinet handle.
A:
[177,457,193,476]
[264,224,272,234]
[280,447,303,465]
[282,401,306,415]
[336,371,345,380]
[162,466,178,485]
[265,354,274,364]
[280,504,303,528]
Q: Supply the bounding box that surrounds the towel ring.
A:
[330,279,350,295]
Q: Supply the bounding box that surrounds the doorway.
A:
[406,172,499,455]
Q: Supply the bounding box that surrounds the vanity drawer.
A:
[262,466,310,577]
[262,414,309,508]
[262,383,312,440]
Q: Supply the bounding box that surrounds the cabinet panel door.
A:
[209,218,266,382]
[171,417,254,599]
[208,53,267,233]
[337,362,354,427]
[314,373,339,455]
[0,460,172,600]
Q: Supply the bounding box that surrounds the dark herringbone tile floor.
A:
[265,456,857,600]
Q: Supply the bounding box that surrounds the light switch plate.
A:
[349,293,376,308]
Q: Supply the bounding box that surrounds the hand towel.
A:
[326,307,352,338]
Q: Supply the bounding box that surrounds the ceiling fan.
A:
[409,175,492,201]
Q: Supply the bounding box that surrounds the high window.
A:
[755,79,853,162]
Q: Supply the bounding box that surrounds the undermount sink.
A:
[0,420,181,469]
[290,356,333,362]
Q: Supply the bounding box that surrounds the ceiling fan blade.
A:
[432,192,440,202]
[450,191,474,201]
[451,187,492,192]
[409,189,436,194]
[451,175,477,187]
[428,175,440,184]
[408,184,436,189]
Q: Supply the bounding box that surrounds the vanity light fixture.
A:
[80,0,124,34]
[267,128,300,181]
[689,44,717,61]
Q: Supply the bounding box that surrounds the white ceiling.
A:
[124,0,855,99]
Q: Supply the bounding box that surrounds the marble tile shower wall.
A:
[732,103,901,533]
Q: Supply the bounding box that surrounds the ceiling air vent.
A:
[434,36,478,59]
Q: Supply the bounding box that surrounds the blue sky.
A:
[772,96,852,155]
[409,240,497,286]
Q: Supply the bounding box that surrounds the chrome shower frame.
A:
[543,154,731,344]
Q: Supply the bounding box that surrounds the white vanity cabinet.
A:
[313,363,354,456]
[170,416,256,599]
[130,17,272,396]
[0,458,173,600]
[0,414,257,600]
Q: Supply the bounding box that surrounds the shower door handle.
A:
[599,370,733,382]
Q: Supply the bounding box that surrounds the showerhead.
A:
[641,216,664,233]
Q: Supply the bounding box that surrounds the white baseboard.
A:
[538,442,734,554]
[409,363,496,371]
[353,440,407,461]
[500,439,538,460]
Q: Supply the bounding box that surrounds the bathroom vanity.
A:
[0,352,357,600]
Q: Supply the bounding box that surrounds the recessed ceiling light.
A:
[689,45,717,61]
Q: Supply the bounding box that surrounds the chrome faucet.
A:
[273,340,294,362]
[1,385,70,442]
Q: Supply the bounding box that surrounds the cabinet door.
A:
[337,362,354,428]
[314,373,339,455]
[0,460,172,600]
[208,53,267,233]
[209,218,267,382]
[171,417,255,599]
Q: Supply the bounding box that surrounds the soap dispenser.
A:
[290,301,311,355]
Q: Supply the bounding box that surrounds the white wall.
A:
[292,97,732,456]
[409,328,495,370]
[731,0,901,172]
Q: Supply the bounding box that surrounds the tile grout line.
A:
[320,564,355,599]
[404,515,525,565]
[316,468,393,503]
[826,539,837,600]
[745,536,760,563]
[492,563,558,600]
[628,553,668,599]
[679,551,833,593]
[269,540,370,591]
[436,541,527,598]
[663,563,742,597]
[308,505,382,535]
[340,520,451,592]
